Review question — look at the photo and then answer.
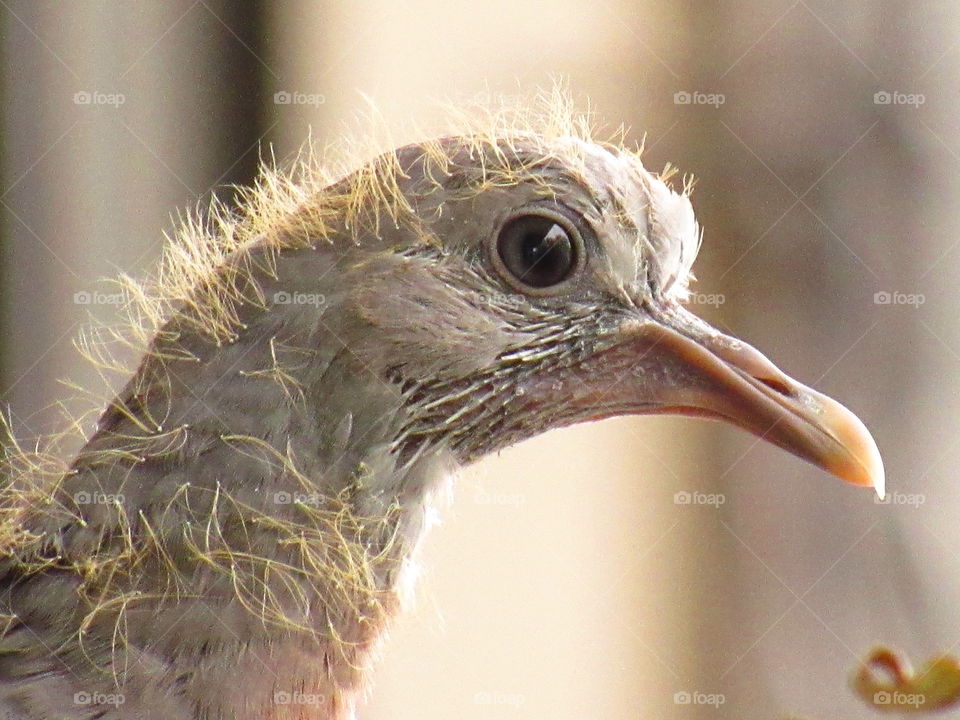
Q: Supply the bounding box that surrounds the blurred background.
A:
[1,2,956,718]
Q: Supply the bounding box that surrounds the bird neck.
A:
[22,299,456,719]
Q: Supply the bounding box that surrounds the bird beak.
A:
[541,302,884,497]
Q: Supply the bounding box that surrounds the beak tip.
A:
[874,468,886,501]
[819,394,885,499]
[871,467,886,500]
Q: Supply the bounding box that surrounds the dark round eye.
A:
[495,213,578,289]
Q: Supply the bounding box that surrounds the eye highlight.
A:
[494,212,581,290]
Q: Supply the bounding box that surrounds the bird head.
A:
[335,132,884,497]
[0,101,886,720]
[0,109,885,720]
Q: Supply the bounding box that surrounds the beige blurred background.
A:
[2,2,957,719]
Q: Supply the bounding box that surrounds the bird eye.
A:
[495,212,579,290]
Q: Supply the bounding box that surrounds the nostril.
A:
[756,375,793,397]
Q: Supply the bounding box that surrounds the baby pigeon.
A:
[0,104,882,720]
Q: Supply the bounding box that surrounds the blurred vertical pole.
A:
[0,6,6,388]
[196,1,271,198]
[0,1,270,440]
